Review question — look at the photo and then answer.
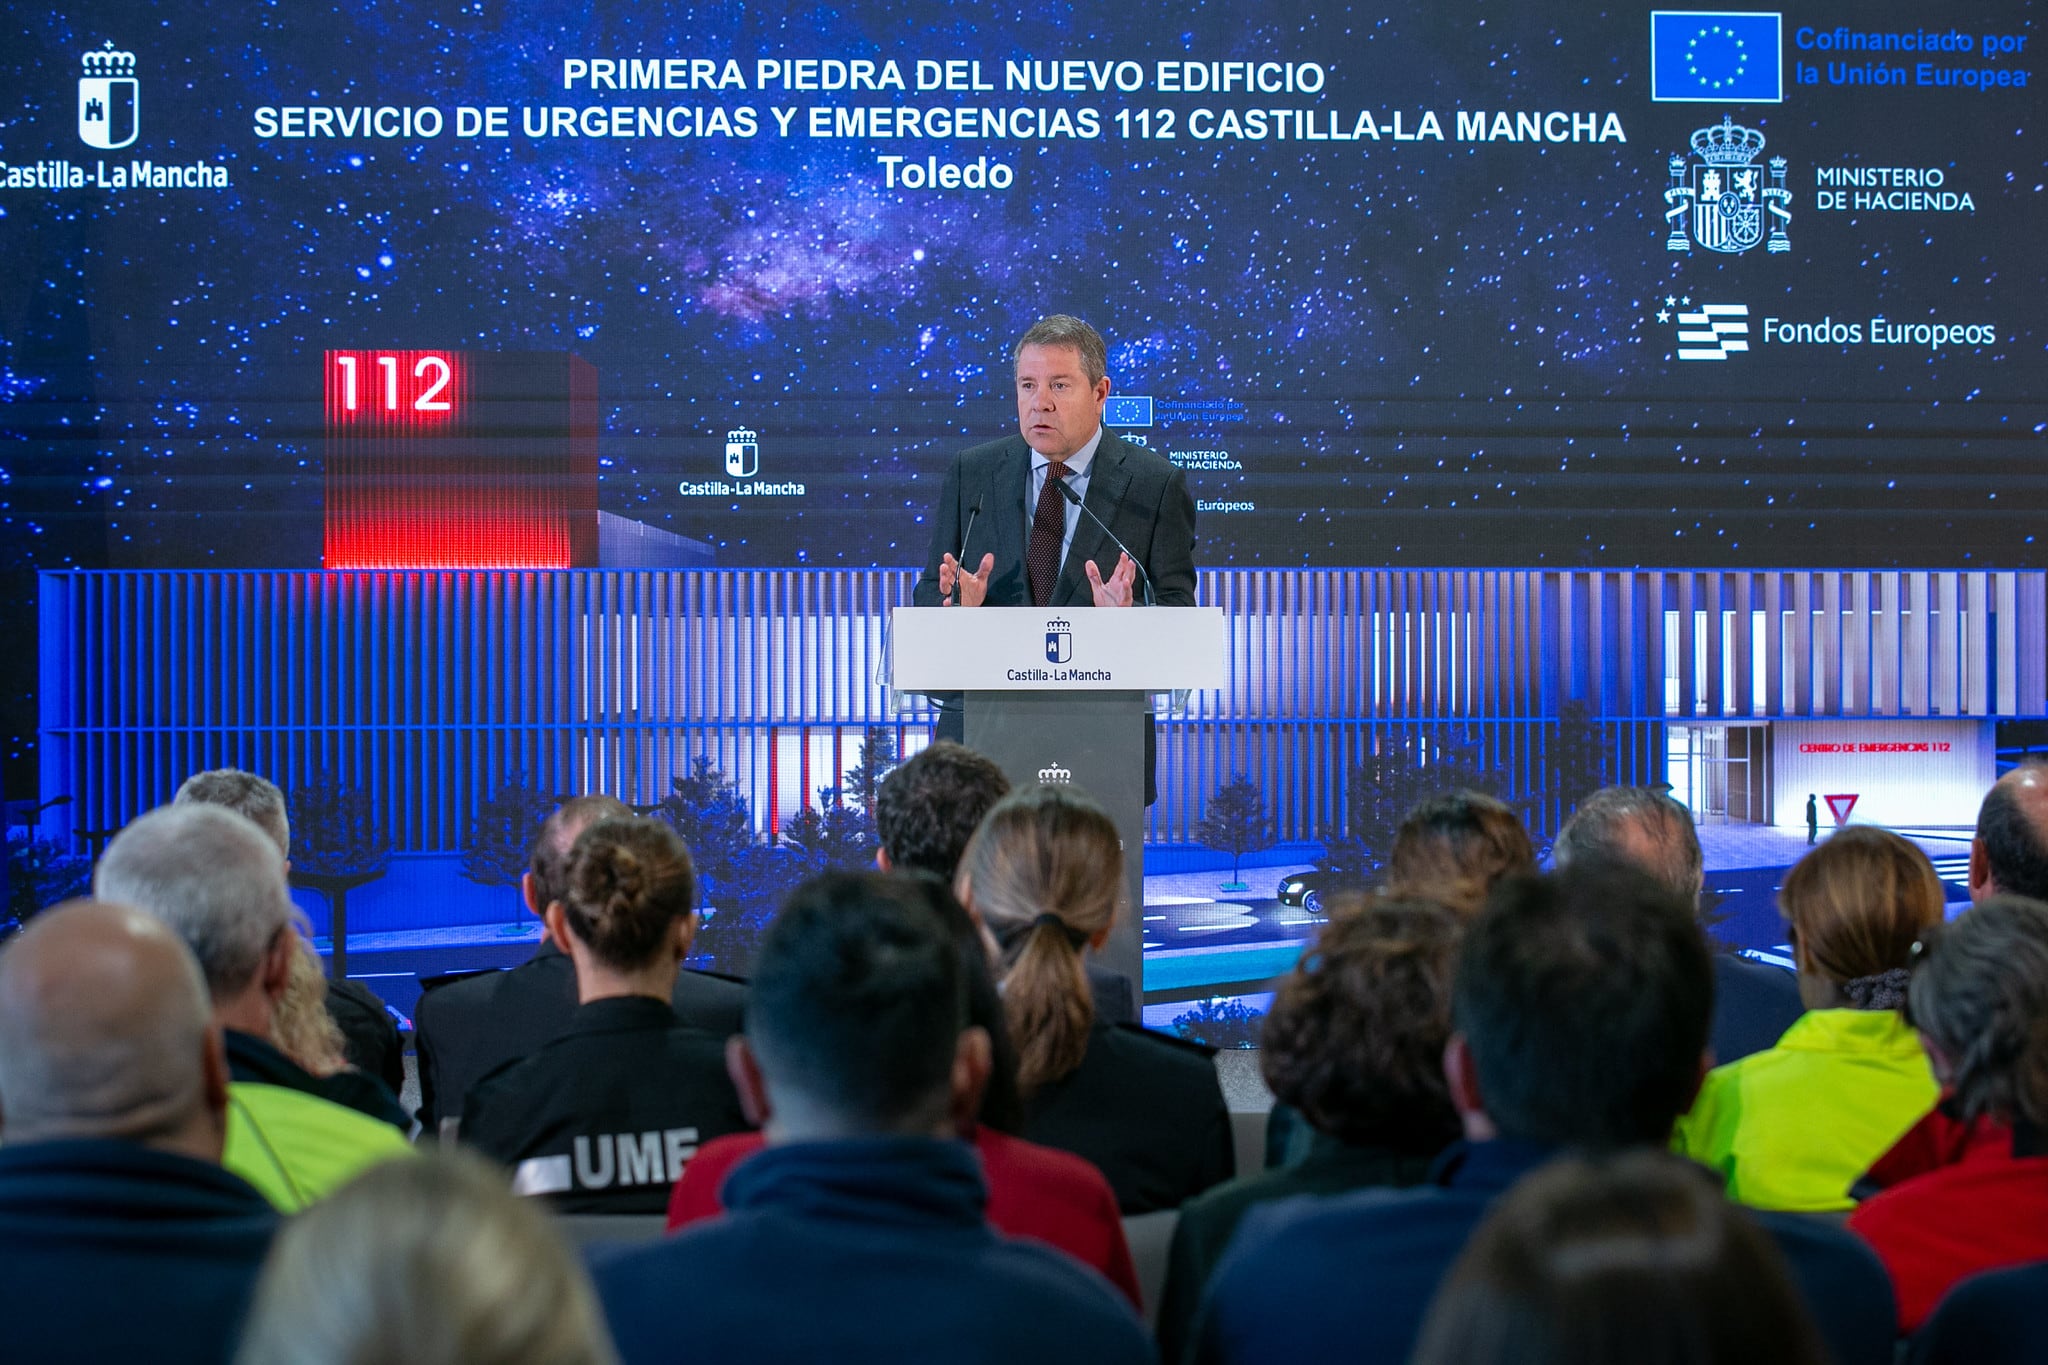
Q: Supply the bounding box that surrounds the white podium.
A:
[890,606,1226,989]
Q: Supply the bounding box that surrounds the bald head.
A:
[528,795,632,913]
[1554,787,1705,910]
[0,900,226,1152]
[1971,765,2048,903]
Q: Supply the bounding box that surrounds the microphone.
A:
[958,492,984,564]
[946,492,984,605]
[1052,477,1154,606]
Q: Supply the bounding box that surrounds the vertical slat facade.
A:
[39,569,2048,852]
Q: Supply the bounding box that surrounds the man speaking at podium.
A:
[913,315,1198,800]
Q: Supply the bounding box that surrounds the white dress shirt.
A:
[1027,425,1104,576]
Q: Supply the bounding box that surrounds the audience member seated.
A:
[95,804,412,1210]
[1904,1260,2048,1365]
[1858,761,2048,1200]
[266,931,407,1133]
[667,873,1140,1306]
[462,817,752,1213]
[1859,1104,2007,1196]
[1381,790,1537,916]
[0,901,280,1365]
[271,936,353,1079]
[959,785,1233,1213]
[1266,794,1531,1169]
[1555,786,1805,1064]
[1677,826,1942,1211]
[413,794,747,1133]
[1157,899,1464,1360]
[878,740,1137,1024]
[234,1151,618,1365]
[1411,1152,1828,1365]
[1191,865,1897,1365]
[175,767,405,1103]
[1966,762,2048,903]
[593,871,1153,1365]
[1848,895,2048,1332]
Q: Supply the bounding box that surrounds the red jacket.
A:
[1862,1106,2009,1190]
[1849,1117,2048,1332]
[669,1127,1141,1309]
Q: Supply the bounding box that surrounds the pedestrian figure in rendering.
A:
[1807,794,1820,846]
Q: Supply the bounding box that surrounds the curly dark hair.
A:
[560,817,696,971]
[1260,898,1465,1153]
[873,741,1010,880]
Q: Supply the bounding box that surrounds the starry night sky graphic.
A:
[0,0,2043,582]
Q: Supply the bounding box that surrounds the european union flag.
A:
[1104,395,1154,427]
[1650,11,1783,103]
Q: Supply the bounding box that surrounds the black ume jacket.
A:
[460,995,753,1215]
[413,942,747,1130]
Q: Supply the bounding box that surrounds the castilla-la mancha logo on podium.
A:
[1044,618,1073,664]
[79,42,140,151]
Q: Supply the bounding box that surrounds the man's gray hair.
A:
[1554,786,1705,908]
[94,803,293,1000]
[176,767,291,859]
[1014,314,1108,386]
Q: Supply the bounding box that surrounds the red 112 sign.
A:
[323,349,461,425]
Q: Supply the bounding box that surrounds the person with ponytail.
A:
[1675,825,1945,1211]
[956,786,1232,1213]
[461,817,751,1213]
[1848,895,2048,1332]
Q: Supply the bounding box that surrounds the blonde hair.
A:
[235,1151,618,1365]
[1779,826,1944,1003]
[957,786,1121,1096]
[271,934,349,1077]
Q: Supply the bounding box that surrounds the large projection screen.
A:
[3,2,2042,789]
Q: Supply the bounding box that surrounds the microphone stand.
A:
[1052,478,1154,607]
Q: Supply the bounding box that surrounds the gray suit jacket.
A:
[913,430,1198,608]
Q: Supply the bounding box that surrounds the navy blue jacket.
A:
[1712,951,1806,1064]
[1192,1138,1896,1365]
[0,1139,279,1365]
[593,1135,1154,1365]
[1907,1261,2048,1365]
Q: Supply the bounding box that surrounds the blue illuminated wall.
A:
[38,566,2046,931]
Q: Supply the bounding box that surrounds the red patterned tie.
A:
[1026,462,1069,608]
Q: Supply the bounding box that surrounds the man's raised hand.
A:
[940,552,995,607]
[1085,552,1138,608]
